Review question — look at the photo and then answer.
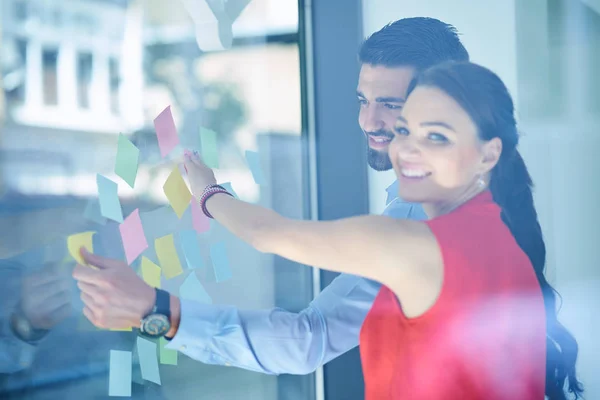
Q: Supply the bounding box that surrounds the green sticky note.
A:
[159,337,178,365]
[200,127,219,168]
[115,134,140,188]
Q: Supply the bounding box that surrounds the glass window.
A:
[42,48,59,106]
[109,57,120,115]
[4,38,27,107]
[77,53,93,109]
[12,0,28,21]
[1,0,314,399]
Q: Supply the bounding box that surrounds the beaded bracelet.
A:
[199,184,233,219]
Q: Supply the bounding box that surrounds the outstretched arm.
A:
[184,152,434,290]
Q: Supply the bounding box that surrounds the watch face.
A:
[141,314,171,337]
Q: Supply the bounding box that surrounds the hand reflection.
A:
[21,262,73,330]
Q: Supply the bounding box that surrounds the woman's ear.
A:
[480,137,502,174]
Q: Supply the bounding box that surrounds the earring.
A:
[477,176,486,189]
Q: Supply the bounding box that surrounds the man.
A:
[73,17,470,375]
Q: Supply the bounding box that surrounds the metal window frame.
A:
[298,1,368,399]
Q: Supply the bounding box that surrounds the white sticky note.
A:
[109,350,132,397]
[137,336,161,385]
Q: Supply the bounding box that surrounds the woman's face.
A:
[388,86,501,205]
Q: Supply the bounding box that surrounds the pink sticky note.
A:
[153,106,180,158]
[119,209,148,265]
[191,198,210,233]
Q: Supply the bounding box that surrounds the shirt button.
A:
[180,345,187,351]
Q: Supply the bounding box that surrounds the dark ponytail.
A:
[412,61,584,399]
[490,149,584,399]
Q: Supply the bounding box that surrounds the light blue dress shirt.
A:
[166,181,427,374]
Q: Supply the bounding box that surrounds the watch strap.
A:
[153,288,171,319]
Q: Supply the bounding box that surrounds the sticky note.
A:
[155,235,183,279]
[141,257,161,288]
[137,337,161,385]
[154,105,179,158]
[109,350,132,397]
[97,174,123,223]
[210,242,232,282]
[115,134,140,188]
[159,337,178,365]
[179,230,204,269]
[163,166,192,219]
[110,327,132,332]
[200,127,219,168]
[245,150,267,185]
[84,198,106,225]
[190,198,210,233]
[67,231,95,265]
[119,209,148,265]
[180,272,212,304]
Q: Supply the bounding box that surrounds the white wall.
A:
[363,0,599,397]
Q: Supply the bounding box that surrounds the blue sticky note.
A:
[84,198,107,225]
[210,242,232,282]
[136,337,161,385]
[93,222,125,261]
[97,175,123,223]
[179,230,204,269]
[180,272,212,304]
[109,350,132,397]
[245,151,267,185]
[219,182,238,198]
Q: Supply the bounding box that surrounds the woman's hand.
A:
[184,150,217,197]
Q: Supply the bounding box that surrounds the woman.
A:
[186,62,583,399]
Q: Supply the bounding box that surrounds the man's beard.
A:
[367,148,393,171]
[365,129,394,171]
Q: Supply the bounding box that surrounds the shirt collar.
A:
[385,180,399,205]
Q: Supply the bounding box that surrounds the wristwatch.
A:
[10,306,49,343]
[139,288,171,338]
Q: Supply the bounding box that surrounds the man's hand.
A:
[21,262,73,330]
[72,248,155,330]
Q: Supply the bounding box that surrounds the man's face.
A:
[357,64,416,171]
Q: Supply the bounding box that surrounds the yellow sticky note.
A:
[163,166,192,218]
[155,235,183,279]
[141,257,161,288]
[110,327,133,331]
[67,231,95,265]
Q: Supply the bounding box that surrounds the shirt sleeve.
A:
[165,189,418,374]
[166,274,380,375]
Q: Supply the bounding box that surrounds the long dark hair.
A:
[408,62,584,399]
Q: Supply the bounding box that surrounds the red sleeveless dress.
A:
[360,191,546,399]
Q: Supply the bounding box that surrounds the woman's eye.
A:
[394,127,409,136]
[358,99,367,105]
[429,132,449,143]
